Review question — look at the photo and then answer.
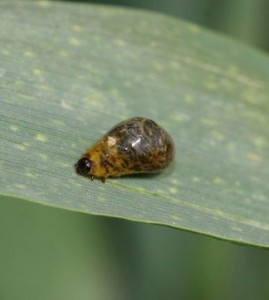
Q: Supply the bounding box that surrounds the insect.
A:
[75,117,175,182]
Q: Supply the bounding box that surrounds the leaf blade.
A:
[1,1,269,247]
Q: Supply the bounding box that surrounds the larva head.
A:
[75,157,92,176]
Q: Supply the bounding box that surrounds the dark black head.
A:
[75,157,92,176]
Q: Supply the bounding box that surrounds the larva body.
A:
[75,117,175,182]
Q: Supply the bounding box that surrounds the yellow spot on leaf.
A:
[35,133,48,142]
[227,66,239,73]
[26,172,37,179]
[38,153,48,160]
[183,94,194,104]
[171,112,190,123]
[52,119,65,127]
[10,125,19,132]
[226,142,237,152]
[110,88,120,97]
[24,51,34,57]
[211,130,226,141]
[69,38,81,46]
[242,90,264,105]
[16,184,26,189]
[153,62,164,71]
[1,48,10,55]
[115,39,126,47]
[38,1,50,7]
[168,187,178,194]
[253,136,267,148]
[192,176,201,183]
[230,226,242,232]
[72,25,83,32]
[58,161,69,168]
[189,24,201,33]
[58,50,69,57]
[201,118,217,126]
[32,69,43,76]
[17,144,27,151]
[213,177,225,185]
[61,99,73,110]
[171,215,181,221]
[205,81,218,90]
[234,181,241,187]
[246,152,262,162]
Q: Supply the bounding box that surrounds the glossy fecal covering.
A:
[75,117,175,182]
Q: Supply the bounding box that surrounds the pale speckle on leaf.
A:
[69,38,81,46]
[35,133,48,142]
[61,99,73,110]
[168,187,178,194]
[38,153,48,160]
[213,177,225,185]
[171,215,182,222]
[26,172,37,179]
[58,50,69,57]
[183,94,194,104]
[211,130,226,141]
[10,125,19,132]
[188,24,201,33]
[246,152,262,162]
[37,1,50,7]
[16,144,27,151]
[72,25,83,32]
[253,136,267,148]
[201,118,217,127]
[192,176,201,183]
[171,112,190,123]
[114,39,126,47]
[16,184,26,189]
[24,51,34,57]
[32,69,43,76]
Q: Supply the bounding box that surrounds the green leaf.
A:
[1,1,269,247]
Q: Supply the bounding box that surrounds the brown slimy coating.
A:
[75,117,175,181]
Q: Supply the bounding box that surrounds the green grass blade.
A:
[1,1,269,247]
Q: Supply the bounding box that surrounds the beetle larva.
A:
[75,117,175,182]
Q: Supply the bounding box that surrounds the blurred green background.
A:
[1,1,269,300]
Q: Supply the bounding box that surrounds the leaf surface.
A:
[1,1,269,247]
